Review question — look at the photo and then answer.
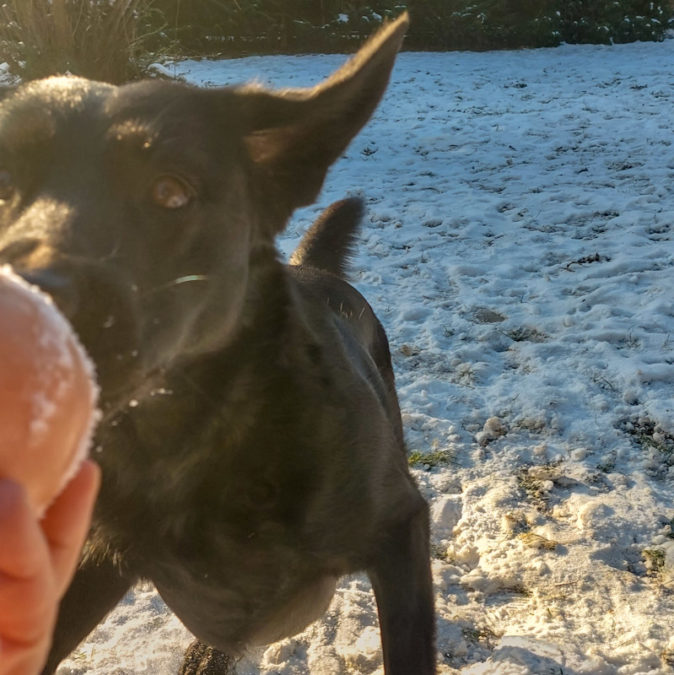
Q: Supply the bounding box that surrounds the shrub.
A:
[153,0,407,55]
[404,0,561,50]
[5,0,669,71]
[152,0,673,54]
[0,0,163,83]
[559,0,672,44]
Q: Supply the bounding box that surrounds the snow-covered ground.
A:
[59,38,673,674]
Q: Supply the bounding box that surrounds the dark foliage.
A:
[1,0,672,81]
[559,0,673,45]
[404,0,561,50]
[151,0,673,54]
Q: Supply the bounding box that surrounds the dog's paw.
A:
[179,640,236,675]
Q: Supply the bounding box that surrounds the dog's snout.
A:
[0,240,80,319]
[20,267,80,319]
[0,238,42,266]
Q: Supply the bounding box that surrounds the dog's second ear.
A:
[236,13,408,229]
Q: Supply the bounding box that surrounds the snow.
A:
[60,39,673,674]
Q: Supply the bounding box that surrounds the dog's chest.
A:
[87,339,394,647]
[88,386,334,639]
[97,378,319,532]
[93,381,352,650]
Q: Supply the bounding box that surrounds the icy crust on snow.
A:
[60,41,673,673]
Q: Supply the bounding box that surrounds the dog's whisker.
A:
[140,274,210,299]
[96,235,123,263]
[172,274,210,286]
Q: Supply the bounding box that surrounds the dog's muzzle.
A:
[0,240,143,408]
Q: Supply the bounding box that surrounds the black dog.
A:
[0,14,435,674]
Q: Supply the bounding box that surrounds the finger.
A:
[0,481,55,656]
[40,460,101,596]
[0,633,52,675]
[0,568,54,648]
[0,480,49,581]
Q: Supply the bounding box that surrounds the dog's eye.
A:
[150,176,193,210]
[0,169,15,202]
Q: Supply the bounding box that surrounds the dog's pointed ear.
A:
[236,13,408,228]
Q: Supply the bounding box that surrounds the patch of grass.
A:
[516,464,559,510]
[462,624,500,648]
[640,432,674,458]
[564,252,611,271]
[667,518,674,540]
[590,371,619,393]
[620,417,674,455]
[399,344,420,357]
[502,512,529,536]
[430,543,449,561]
[508,583,532,598]
[517,467,546,503]
[0,0,165,83]
[408,449,454,470]
[642,548,666,578]
[452,362,477,387]
[69,648,93,662]
[518,532,558,551]
[473,307,506,324]
[513,417,548,434]
[505,326,548,343]
[663,647,674,667]
[596,453,617,474]
[619,417,674,478]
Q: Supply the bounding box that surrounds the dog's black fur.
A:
[0,14,435,674]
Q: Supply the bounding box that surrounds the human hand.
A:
[0,460,100,675]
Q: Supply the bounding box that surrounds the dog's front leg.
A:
[368,502,436,674]
[41,553,135,674]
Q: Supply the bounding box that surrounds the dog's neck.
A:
[89,250,326,558]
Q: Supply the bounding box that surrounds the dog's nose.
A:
[0,237,79,319]
[0,240,80,319]
[19,267,80,319]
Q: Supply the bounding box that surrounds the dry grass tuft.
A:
[0,0,162,83]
